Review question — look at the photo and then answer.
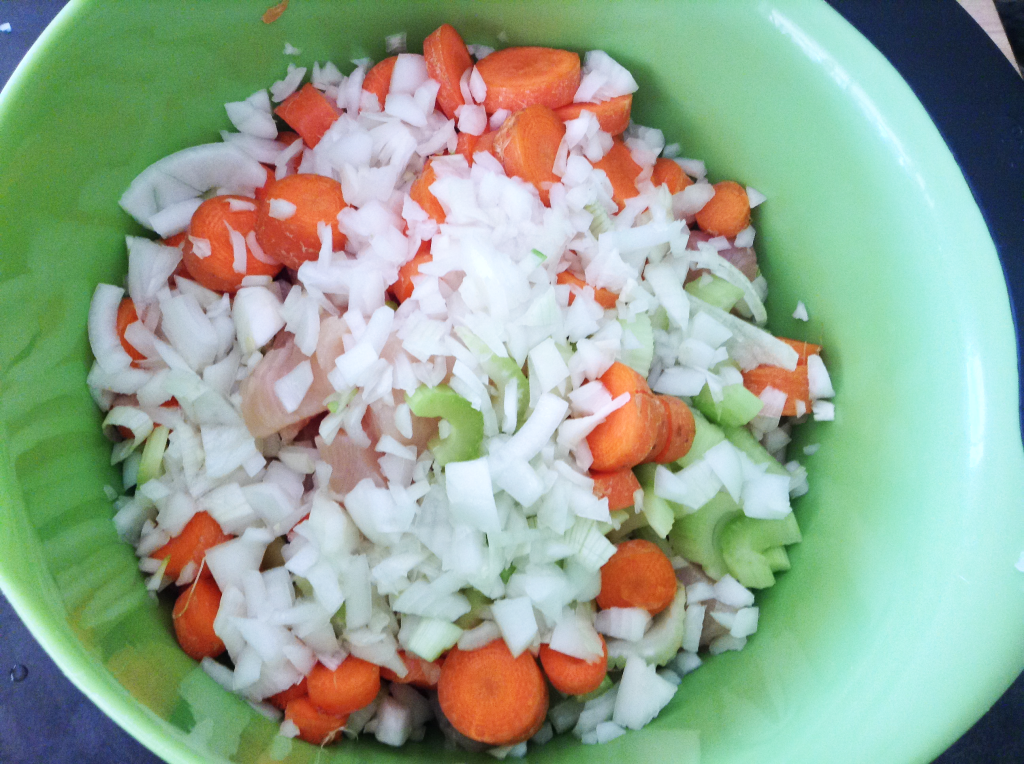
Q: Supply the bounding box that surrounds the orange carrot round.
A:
[152,511,232,583]
[181,195,282,293]
[172,576,225,661]
[554,93,632,136]
[274,83,340,148]
[597,539,677,615]
[409,159,446,223]
[475,130,498,157]
[651,157,694,195]
[307,657,381,716]
[591,468,642,511]
[556,271,618,309]
[593,140,642,211]
[437,639,549,746]
[391,242,432,303]
[161,231,188,248]
[380,650,443,689]
[363,55,397,109]
[644,399,669,463]
[494,104,565,206]
[475,47,581,114]
[741,364,810,417]
[284,696,348,746]
[538,636,608,696]
[648,395,696,463]
[268,677,309,711]
[454,132,480,165]
[586,362,660,471]
[255,173,348,270]
[695,180,751,238]
[115,298,145,363]
[424,23,473,119]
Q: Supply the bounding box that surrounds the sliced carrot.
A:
[181,194,282,293]
[494,104,565,206]
[644,400,669,463]
[556,271,618,309]
[437,639,548,746]
[591,468,641,512]
[424,23,473,119]
[779,337,822,364]
[695,180,751,238]
[409,159,446,223]
[161,231,188,248]
[172,577,225,660]
[268,677,308,711]
[391,242,432,303]
[538,636,608,696]
[307,657,381,716]
[554,93,632,136]
[152,512,233,583]
[597,539,677,615]
[255,173,348,270]
[475,47,581,114]
[741,364,810,417]
[586,361,660,471]
[274,83,340,149]
[592,140,642,211]
[651,157,694,194]
[116,298,145,363]
[284,696,348,746]
[475,130,497,157]
[454,132,479,164]
[262,0,289,24]
[648,395,696,463]
[380,650,443,689]
[363,55,397,110]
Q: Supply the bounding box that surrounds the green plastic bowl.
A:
[1,1,1022,762]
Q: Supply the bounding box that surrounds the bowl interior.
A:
[0,1,1022,763]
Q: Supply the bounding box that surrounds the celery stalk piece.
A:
[684,273,745,312]
[406,617,463,662]
[634,463,680,538]
[719,512,802,589]
[693,382,764,427]
[406,384,484,466]
[675,410,726,469]
[667,490,742,581]
[575,675,614,703]
[454,327,529,429]
[136,425,169,486]
[618,312,654,377]
[722,425,789,476]
[606,585,687,669]
[763,545,791,572]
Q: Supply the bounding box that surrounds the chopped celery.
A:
[585,200,613,236]
[330,603,347,633]
[650,306,670,332]
[454,327,529,428]
[675,410,726,469]
[406,617,463,662]
[136,425,169,486]
[294,576,314,599]
[723,425,788,476]
[763,545,791,572]
[607,585,687,669]
[693,383,763,427]
[618,312,654,377]
[684,273,745,312]
[575,675,613,703]
[634,463,680,538]
[406,384,484,466]
[719,512,801,589]
[455,588,493,629]
[531,248,548,261]
[667,490,742,580]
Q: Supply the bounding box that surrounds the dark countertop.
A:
[1,1,1022,762]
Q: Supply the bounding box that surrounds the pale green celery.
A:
[406,384,484,465]
[136,425,169,487]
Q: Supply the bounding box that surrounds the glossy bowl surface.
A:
[0,2,1021,763]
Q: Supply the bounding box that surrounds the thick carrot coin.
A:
[391,243,432,303]
[380,650,443,689]
[152,511,233,582]
[161,231,188,248]
[644,399,669,463]
[591,468,641,512]
[556,271,618,309]
[409,159,446,223]
[363,56,397,109]
[255,173,347,270]
[172,577,225,661]
[274,83,340,148]
[586,361,660,471]
[284,696,348,746]
[424,23,473,119]
[538,636,608,696]
[554,93,632,136]
[475,47,581,113]
[651,157,694,194]
[648,395,696,463]
[494,105,565,206]
[181,195,282,293]
[742,364,810,417]
[475,130,497,157]
[695,180,751,238]
[592,140,642,211]
[116,298,145,363]
[268,677,308,710]
[307,657,381,716]
[437,640,549,746]
[597,539,677,615]
[454,132,479,164]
